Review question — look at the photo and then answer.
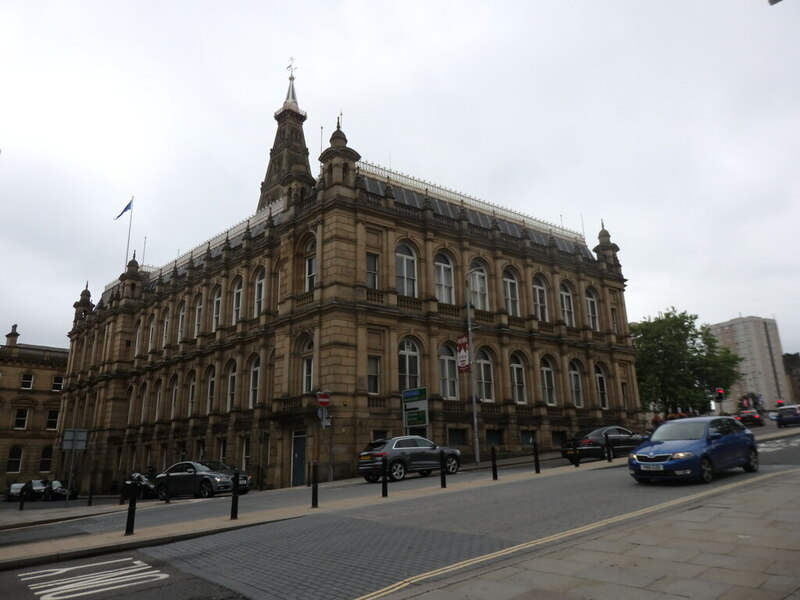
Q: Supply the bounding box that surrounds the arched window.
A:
[231,278,243,323]
[569,361,584,408]
[398,338,420,391]
[540,357,556,406]
[147,315,156,351]
[133,320,142,356]
[510,353,526,403]
[153,380,162,422]
[304,238,316,292]
[139,384,148,423]
[205,366,216,415]
[533,276,549,322]
[595,364,609,409]
[438,344,457,399]
[434,253,454,304]
[176,302,186,342]
[126,387,136,423]
[476,348,494,401]
[211,287,222,330]
[468,262,489,311]
[161,308,170,349]
[186,371,196,417]
[301,340,314,393]
[169,376,179,419]
[248,355,260,409]
[193,293,203,338]
[39,446,53,472]
[253,268,265,317]
[503,269,520,317]
[395,243,417,297]
[6,446,22,473]
[559,283,575,327]
[226,362,237,411]
[586,289,599,331]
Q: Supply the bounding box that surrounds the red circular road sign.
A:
[317,392,330,406]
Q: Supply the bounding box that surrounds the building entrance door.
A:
[291,430,306,487]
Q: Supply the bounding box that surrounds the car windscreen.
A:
[198,460,231,472]
[650,421,706,441]
[362,440,387,452]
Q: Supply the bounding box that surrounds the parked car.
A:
[22,479,47,500]
[628,416,758,484]
[560,426,643,461]
[43,479,78,501]
[155,460,251,499]
[735,409,765,427]
[3,483,25,502]
[123,473,158,499]
[357,436,461,482]
[776,405,800,428]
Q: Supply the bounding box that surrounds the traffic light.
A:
[715,388,724,400]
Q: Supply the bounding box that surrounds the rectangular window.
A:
[447,428,467,446]
[20,373,33,390]
[39,447,53,472]
[241,437,250,471]
[14,408,29,430]
[519,431,535,446]
[218,439,227,464]
[367,356,380,395]
[486,429,504,447]
[51,376,64,392]
[46,409,59,430]
[366,253,379,289]
[6,447,22,473]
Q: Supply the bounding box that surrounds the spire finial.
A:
[287,56,297,78]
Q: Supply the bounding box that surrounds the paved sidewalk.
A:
[374,468,800,600]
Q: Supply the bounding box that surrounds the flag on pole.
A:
[115,197,133,220]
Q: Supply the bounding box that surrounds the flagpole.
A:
[124,196,134,267]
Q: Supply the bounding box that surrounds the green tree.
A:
[631,308,741,416]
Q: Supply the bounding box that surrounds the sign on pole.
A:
[317,391,331,406]
[457,336,470,373]
[62,429,88,450]
[402,387,429,428]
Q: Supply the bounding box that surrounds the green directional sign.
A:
[402,387,429,429]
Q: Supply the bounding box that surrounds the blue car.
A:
[628,416,758,484]
[776,405,800,428]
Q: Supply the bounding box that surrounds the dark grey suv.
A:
[357,436,461,482]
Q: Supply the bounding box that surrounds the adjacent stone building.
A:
[56,76,640,492]
[1,325,68,493]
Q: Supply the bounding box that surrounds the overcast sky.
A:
[2,1,798,356]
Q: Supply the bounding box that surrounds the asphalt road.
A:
[1,435,798,600]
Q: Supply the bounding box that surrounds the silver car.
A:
[155,460,251,499]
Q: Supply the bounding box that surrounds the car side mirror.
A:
[641,434,650,442]
[708,432,722,441]
[186,468,195,474]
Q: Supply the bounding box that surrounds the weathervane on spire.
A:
[287,57,297,78]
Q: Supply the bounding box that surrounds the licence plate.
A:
[360,455,371,461]
[564,449,577,455]
[640,464,664,471]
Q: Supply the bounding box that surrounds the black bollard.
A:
[87,477,94,507]
[311,462,319,508]
[230,470,239,520]
[605,432,613,463]
[533,439,541,474]
[491,446,498,480]
[124,481,137,535]
[572,439,581,467]
[439,449,447,489]
[163,471,171,503]
[381,456,388,498]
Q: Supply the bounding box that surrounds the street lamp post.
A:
[466,275,480,465]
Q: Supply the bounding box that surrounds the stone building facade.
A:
[56,76,639,492]
[1,325,68,493]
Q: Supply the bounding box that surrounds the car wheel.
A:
[198,479,214,498]
[445,455,460,475]
[743,448,759,473]
[156,484,167,501]
[698,457,714,484]
[388,461,406,481]
[363,474,380,483]
[418,470,432,477]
